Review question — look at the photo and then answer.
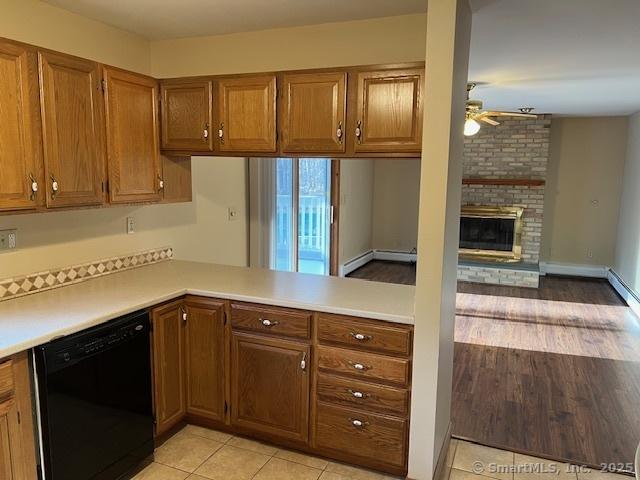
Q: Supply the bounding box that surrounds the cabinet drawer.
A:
[0,360,14,400]
[231,303,311,339]
[316,373,409,416]
[315,402,407,469]
[317,346,410,387]
[317,313,412,356]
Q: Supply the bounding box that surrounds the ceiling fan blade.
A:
[485,111,538,118]
[480,117,500,126]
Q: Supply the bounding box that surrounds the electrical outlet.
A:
[0,229,17,251]
[228,207,238,221]
[126,217,135,234]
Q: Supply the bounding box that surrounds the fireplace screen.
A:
[459,206,524,262]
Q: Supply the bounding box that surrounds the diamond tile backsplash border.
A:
[0,246,173,302]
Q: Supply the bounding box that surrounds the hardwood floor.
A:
[347,260,416,285]
[347,261,640,473]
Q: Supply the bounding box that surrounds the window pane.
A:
[297,158,331,275]
[274,158,294,271]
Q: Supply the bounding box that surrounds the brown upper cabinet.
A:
[103,66,163,204]
[161,81,213,152]
[218,75,277,153]
[281,72,347,153]
[352,68,424,153]
[0,40,43,212]
[38,51,106,207]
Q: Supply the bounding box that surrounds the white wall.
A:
[613,111,640,293]
[409,0,471,478]
[371,159,421,252]
[150,14,427,78]
[0,0,151,74]
[543,117,628,267]
[338,160,374,264]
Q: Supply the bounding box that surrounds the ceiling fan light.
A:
[464,118,481,136]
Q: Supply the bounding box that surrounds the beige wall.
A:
[372,159,421,252]
[409,0,471,477]
[0,158,248,278]
[338,160,374,265]
[614,112,640,293]
[542,117,628,267]
[150,14,427,78]
[1,0,151,74]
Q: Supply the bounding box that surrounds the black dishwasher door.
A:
[35,311,154,480]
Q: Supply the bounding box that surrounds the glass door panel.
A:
[297,159,331,275]
[273,158,294,271]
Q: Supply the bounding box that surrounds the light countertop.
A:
[0,260,415,359]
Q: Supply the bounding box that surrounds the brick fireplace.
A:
[459,115,551,287]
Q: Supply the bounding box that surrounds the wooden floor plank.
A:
[348,260,640,472]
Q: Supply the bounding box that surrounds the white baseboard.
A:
[340,250,374,277]
[373,249,417,263]
[539,261,609,278]
[607,269,640,318]
[339,249,416,276]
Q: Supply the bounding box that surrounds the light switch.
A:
[228,207,238,221]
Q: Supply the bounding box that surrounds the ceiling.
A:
[469,0,640,115]
[42,0,426,40]
[43,0,640,116]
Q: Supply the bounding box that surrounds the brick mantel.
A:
[459,115,552,287]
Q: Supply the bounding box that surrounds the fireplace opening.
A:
[459,206,524,262]
[460,217,514,251]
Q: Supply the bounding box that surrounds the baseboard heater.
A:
[340,249,417,276]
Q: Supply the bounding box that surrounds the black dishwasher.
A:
[35,310,154,480]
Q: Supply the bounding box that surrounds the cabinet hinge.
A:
[224,401,228,414]
[101,79,106,94]
[223,311,228,326]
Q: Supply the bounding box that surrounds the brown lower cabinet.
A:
[152,299,187,436]
[184,296,226,422]
[150,297,413,476]
[314,402,408,471]
[0,353,38,480]
[231,331,310,443]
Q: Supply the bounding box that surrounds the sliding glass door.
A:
[273,158,332,275]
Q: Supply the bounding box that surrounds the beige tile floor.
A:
[134,425,633,480]
[133,424,402,480]
[444,439,632,480]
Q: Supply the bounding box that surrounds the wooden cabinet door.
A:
[152,300,186,436]
[281,72,346,153]
[104,67,162,204]
[161,81,213,152]
[38,51,106,207]
[0,40,43,212]
[231,332,310,443]
[184,297,226,422]
[218,75,276,152]
[353,69,424,153]
[0,399,25,480]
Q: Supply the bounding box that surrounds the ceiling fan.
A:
[464,82,537,136]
